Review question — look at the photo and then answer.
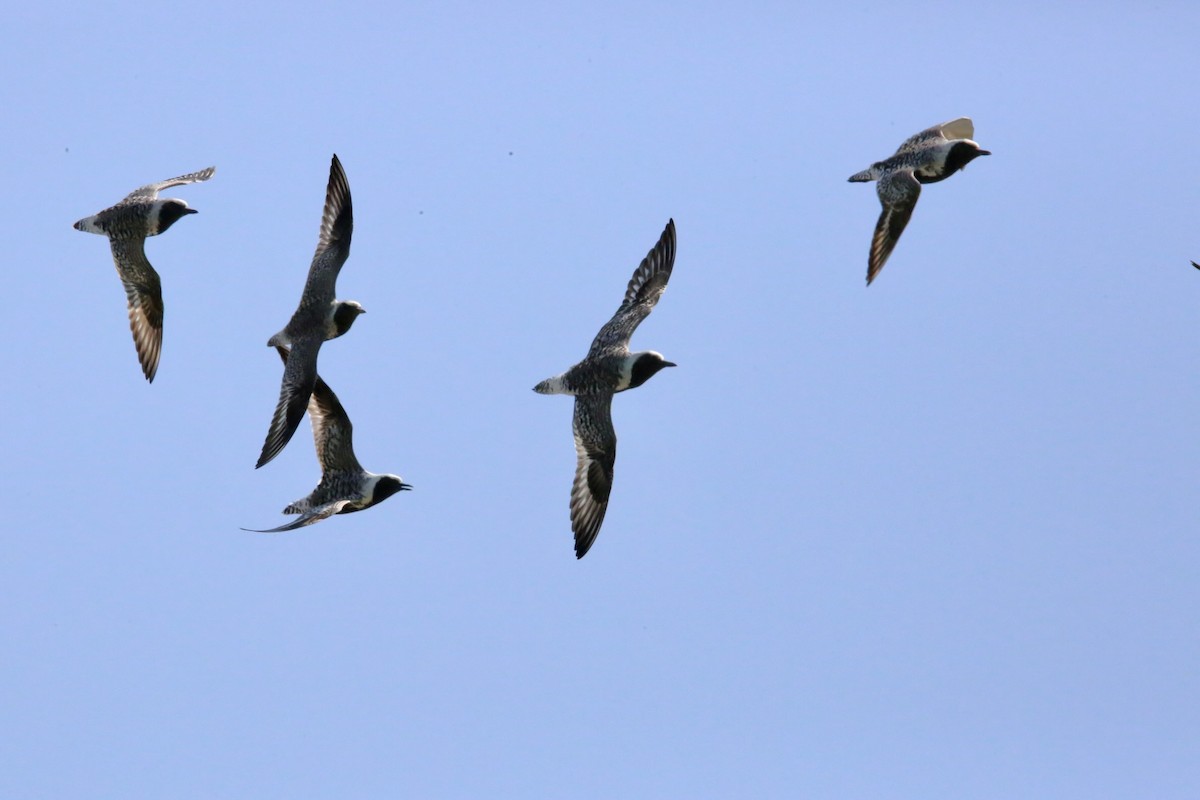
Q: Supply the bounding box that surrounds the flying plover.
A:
[849,117,990,285]
[256,154,365,468]
[73,165,215,381]
[534,218,677,559]
[244,346,410,532]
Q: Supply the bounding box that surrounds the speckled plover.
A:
[849,118,989,285]
[73,166,215,381]
[244,346,410,532]
[256,154,365,469]
[534,218,677,559]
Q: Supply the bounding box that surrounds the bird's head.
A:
[154,199,198,233]
[332,301,366,337]
[945,140,991,174]
[373,475,413,504]
[626,350,677,390]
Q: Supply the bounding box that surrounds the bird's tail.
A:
[282,497,311,515]
[533,374,568,394]
[72,215,105,234]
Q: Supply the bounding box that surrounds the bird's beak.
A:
[977,150,992,156]
[400,482,413,491]
[184,208,199,214]
[663,361,677,368]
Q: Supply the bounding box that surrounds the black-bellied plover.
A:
[73,166,215,381]
[244,346,410,532]
[533,219,677,558]
[849,118,989,285]
[256,154,365,468]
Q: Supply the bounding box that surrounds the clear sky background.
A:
[3,3,1198,798]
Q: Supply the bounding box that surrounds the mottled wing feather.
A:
[297,155,353,309]
[241,500,350,532]
[109,238,163,382]
[570,393,616,559]
[589,218,676,353]
[273,345,362,474]
[309,373,362,474]
[893,126,945,156]
[894,118,973,156]
[867,170,921,285]
[257,336,320,468]
[123,166,216,201]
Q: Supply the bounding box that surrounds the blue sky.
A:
[3,2,1198,797]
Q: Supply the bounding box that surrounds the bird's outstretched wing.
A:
[109,238,164,381]
[570,393,616,558]
[589,218,676,353]
[122,166,216,201]
[256,336,320,468]
[867,170,921,285]
[295,155,353,310]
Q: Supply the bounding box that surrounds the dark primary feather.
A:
[256,337,320,468]
[571,393,616,559]
[293,155,353,319]
[109,238,164,381]
[315,155,352,259]
[590,218,676,353]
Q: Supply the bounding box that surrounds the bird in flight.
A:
[244,346,411,532]
[849,118,989,285]
[73,165,215,381]
[256,154,365,468]
[534,218,678,558]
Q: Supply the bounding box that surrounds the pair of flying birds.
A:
[71,118,989,556]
